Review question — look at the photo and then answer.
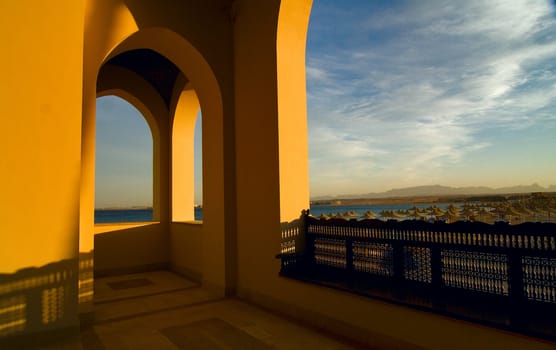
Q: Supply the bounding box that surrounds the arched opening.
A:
[79,24,228,294]
[305,1,556,223]
[100,29,225,235]
[96,48,178,223]
[94,95,153,223]
[194,111,203,219]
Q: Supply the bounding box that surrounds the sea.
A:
[94,203,456,223]
[95,207,204,223]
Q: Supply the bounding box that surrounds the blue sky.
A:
[95,0,556,207]
[306,0,556,197]
[95,97,153,208]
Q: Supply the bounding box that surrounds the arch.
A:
[96,64,167,221]
[80,1,140,258]
[96,88,159,134]
[101,27,223,124]
[82,24,229,293]
[97,66,163,140]
[99,27,224,227]
[95,90,159,218]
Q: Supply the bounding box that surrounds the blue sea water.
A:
[94,203,455,223]
[94,207,204,223]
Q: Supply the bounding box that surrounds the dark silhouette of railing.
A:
[278,211,556,340]
[0,254,91,341]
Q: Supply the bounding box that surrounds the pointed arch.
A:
[96,64,166,221]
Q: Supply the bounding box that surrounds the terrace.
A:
[1,1,555,349]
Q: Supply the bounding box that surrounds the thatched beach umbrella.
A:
[407,208,426,220]
[380,210,402,220]
[443,204,460,223]
[460,207,476,221]
[382,210,404,220]
[379,210,391,220]
[393,210,405,219]
[476,207,495,223]
[409,206,425,214]
[430,206,445,219]
[363,210,377,219]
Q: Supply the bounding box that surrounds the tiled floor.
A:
[73,271,360,349]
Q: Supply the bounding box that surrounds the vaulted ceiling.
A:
[102,49,185,108]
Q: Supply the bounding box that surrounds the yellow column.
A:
[277,0,312,221]
[171,88,200,222]
[233,0,312,295]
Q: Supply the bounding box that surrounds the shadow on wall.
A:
[280,211,307,257]
[0,252,93,345]
[94,223,169,277]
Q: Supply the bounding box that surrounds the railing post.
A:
[508,248,525,328]
[302,211,316,275]
[431,245,443,298]
[392,242,404,285]
[295,210,309,255]
[26,288,43,332]
[346,236,354,285]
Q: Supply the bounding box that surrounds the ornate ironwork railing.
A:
[278,212,556,340]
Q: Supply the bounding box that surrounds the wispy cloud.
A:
[307,0,556,196]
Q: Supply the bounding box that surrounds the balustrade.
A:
[278,213,556,340]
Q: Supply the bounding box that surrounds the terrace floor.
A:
[32,270,362,349]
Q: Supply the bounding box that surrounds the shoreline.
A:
[311,192,556,206]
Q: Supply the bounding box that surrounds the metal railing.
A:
[278,213,556,340]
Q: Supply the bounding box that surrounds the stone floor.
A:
[34,271,363,349]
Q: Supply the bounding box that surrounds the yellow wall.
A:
[94,223,169,276]
[170,222,203,282]
[0,0,84,273]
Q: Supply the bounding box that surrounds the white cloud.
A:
[306,66,331,83]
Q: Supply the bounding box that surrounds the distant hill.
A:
[312,183,555,201]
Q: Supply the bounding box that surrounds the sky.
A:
[95,0,556,207]
[95,97,153,208]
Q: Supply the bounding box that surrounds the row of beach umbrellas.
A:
[314,201,556,223]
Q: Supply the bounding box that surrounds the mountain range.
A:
[312,183,556,201]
